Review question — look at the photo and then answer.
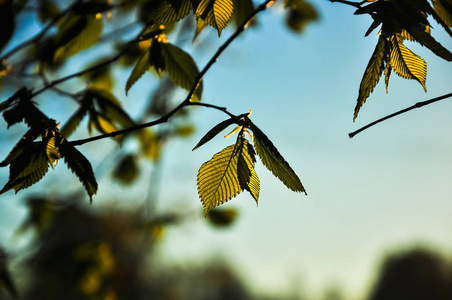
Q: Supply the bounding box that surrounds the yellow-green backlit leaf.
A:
[389,36,427,91]
[354,35,387,120]
[237,139,259,203]
[197,135,256,215]
[125,49,151,95]
[250,122,306,194]
[54,14,103,62]
[160,42,203,99]
[195,0,234,36]
[433,0,452,26]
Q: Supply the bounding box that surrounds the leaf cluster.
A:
[194,114,306,215]
[353,0,452,120]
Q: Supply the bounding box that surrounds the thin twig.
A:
[69,0,274,146]
[328,0,366,8]
[0,1,81,61]
[349,92,452,138]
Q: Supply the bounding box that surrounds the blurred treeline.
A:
[1,197,451,300]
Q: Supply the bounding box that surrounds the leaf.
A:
[60,141,98,202]
[249,122,306,194]
[0,2,15,53]
[45,136,61,168]
[232,0,254,27]
[160,42,203,99]
[60,106,89,138]
[125,49,151,95]
[54,14,103,63]
[284,0,319,33]
[384,64,392,92]
[403,19,452,61]
[207,208,238,227]
[237,138,259,203]
[354,35,387,120]
[389,36,427,91]
[197,134,256,215]
[1,128,40,167]
[193,118,237,150]
[195,0,234,36]
[112,154,139,185]
[90,88,135,128]
[152,0,192,25]
[38,0,60,23]
[0,142,50,195]
[433,0,452,26]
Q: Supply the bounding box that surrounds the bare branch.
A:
[349,92,452,138]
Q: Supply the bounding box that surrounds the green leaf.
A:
[232,0,254,27]
[237,138,259,203]
[193,118,237,150]
[0,2,15,53]
[389,36,427,91]
[152,0,192,25]
[160,42,203,100]
[0,142,50,195]
[284,0,319,33]
[207,208,238,227]
[90,88,135,128]
[197,134,256,215]
[195,0,234,36]
[434,0,452,26]
[249,122,306,194]
[1,128,40,167]
[354,35,387,120]
[38,0,60,23]
[384,64,392,92]
[112,154,139,185]
[125,48,151,95]
[54,14,103,63]
[60,106,88,138]
[60,141,98,202]
[403,20,452,61]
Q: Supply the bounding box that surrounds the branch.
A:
[0,1,81,61]
[68,0,274,146]
[328,0,365,8]
[348,92,452,138]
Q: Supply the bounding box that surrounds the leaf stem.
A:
[69,0,274,146]
[328,0,365,8]
[348,92,452,138]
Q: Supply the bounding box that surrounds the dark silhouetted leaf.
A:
[60,141,98,202]
[60,106,89,138]
[153,0,192,25]
[284,0,319,33]
[207,208,238,227]
[354,35,387,120]
[237,138,259,203]
[249,122,306,194]
[193,118,237,150]
[113,154,139,185]
[0,1,15,53]
[0,142,50,195]
[232,0,254,27]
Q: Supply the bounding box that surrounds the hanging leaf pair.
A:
[0,91,98,202]
[194,113,306,215]
[353,0,452,120]
[60,88,135,141]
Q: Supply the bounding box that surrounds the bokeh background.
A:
[1,0,452,299]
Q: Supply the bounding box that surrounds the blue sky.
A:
[1,1,452,299]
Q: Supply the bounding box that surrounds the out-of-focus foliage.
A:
[368,248,452,300]
[352,0,452,120]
